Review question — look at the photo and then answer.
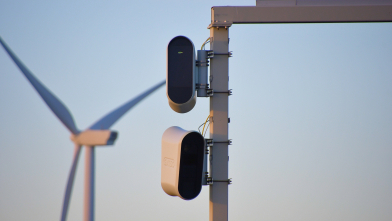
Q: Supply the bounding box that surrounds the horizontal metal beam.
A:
[209,1,392,27]
[256,0,392,7]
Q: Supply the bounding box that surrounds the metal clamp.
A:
[206,177,213,185]
[206,178,232,185]
[207,51,233,58]
[215,140,232,145]
[205,139,232,146]
[196,83,209,90]
[196,60,209,67]
[206,89,232,97]
[205,139,214,147]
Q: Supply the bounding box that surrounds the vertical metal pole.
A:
[84,146,95,221]
[209,26,229,221]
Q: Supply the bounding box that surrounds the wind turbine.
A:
[0,37,165,221]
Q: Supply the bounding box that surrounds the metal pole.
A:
[84,146,95,221]
[209,26,229,221]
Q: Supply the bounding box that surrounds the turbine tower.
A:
[0,37,165,221]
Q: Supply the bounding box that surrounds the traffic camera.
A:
[161,126,205,200]
[166,36,196,113]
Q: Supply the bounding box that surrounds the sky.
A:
[0,1,391,221]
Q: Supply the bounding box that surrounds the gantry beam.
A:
[209,0,392,27]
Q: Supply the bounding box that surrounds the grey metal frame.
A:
[207,1,392,221]
[210,1,392,28]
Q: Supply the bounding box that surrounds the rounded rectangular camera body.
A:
[166,36,196,113]
[161,126,205,200]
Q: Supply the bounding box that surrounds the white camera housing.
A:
[161,126,205,200]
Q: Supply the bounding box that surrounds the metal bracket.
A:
[206,177,213,185]
[207,50,214,58]
[215,139,232,145]
[206,89,232,97]
[196,83,209,90]
[207,23,232,29]
[205,139,232,146]
[206,178,232,185]
[207,50,232,58]
[196,60,209,67]
[205,139,214,147]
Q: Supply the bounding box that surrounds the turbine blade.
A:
[60,144,82,221]
[0,37,79,135]
[89,80,165,130]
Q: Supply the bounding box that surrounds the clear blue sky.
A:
[1,1,391,220]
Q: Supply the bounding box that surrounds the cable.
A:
[203,120,210,137]
[201,115,210,135]
[201,37,211,50]
[198,122,205,133]
[198,115,209,133]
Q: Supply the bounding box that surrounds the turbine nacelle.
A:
[70,130,118,146]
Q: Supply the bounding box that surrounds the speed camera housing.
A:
[161,126,205,200]
[166,36,196,113]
